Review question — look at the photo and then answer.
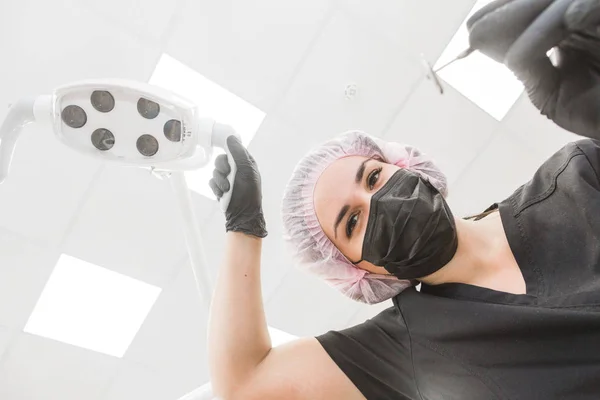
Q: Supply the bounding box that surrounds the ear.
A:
[357,261,391,276]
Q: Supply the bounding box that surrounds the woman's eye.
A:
[368,168,382,190]
[346,213,359,238]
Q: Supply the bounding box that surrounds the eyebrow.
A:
[334,157,377,239]
[334,205,350,239]
[355,157,373,184]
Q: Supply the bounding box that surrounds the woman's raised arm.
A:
[207,138,364,400]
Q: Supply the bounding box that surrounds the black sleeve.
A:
[316,307,420,400]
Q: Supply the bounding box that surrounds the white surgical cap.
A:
[281,131,448,304]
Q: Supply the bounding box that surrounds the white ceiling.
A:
[0,0,580,398]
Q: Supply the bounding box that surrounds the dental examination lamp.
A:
[0,79,240,311]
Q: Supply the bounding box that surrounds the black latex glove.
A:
[208,136,267,238]
[467,0,600,139]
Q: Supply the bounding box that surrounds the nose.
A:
[354,187,373,219]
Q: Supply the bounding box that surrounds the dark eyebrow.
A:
[355,158,369,184]
[355,156,380,184]
[333,205,350,239]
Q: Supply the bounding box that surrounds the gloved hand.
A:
[466,0,600,139]
[208,136,268,238]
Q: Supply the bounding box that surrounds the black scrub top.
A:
[317,139,600,400]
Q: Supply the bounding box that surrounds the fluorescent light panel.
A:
[24,255,161,358]
[434,0,523,120]
[149,54,266,199]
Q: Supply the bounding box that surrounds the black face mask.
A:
[354,169,458,280]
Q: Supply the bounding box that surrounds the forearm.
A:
[208,232,272,397]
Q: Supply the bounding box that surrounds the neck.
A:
[420,212,506,287]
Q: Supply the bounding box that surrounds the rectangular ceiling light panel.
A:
[434,0,524,120]
[24,255,161,358]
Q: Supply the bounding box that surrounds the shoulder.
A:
[572,138,600,177]
[316,303,421,399]
[234,337,365,400]
[318,301,408,348]
[507,139,600,213]
[536,139,600,186]
[540,140,588,174]
[543,138,600,171]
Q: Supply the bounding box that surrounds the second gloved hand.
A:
[466,0,600,139]
[209,136,268,238]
